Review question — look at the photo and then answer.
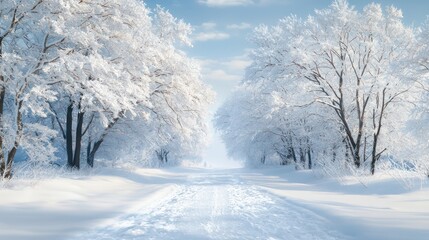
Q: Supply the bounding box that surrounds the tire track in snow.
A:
[77,172,348,240]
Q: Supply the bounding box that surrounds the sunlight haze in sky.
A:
[145,0,429,168]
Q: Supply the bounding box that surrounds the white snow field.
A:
[0,166,428,240]
[81,171,344,240]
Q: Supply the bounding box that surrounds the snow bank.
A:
[0,167,179,240]
[241,166,429,240]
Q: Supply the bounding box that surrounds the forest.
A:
[1,0,429,181]
[215,1,429,177]
[0,0,213,179]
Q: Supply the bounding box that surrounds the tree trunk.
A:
[363,136,367,163]
[86,140,92,167]
[4,100,24,179]
[371,114,384,175]
[354,142,362,168]
[66,103,73,168]
[306,138,312,169]
[278,136,288,165]
[277,151,288,165]
[371,90,387,175]
[291,147,297,164]
[337,74,360,168]
[370,139,377,175]
[287,136,297,164]
[0,40,5,175]
[87,139,103,168]
[299,148,305,168]
[0,86,5,176]
[73,109,84,170]
[4,147,17,179]
[156,149,169,164]
[86,115,122,168]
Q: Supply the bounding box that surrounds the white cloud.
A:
[227,22,252,30]
[197,0,289,7]
[201,22,217,30]
[194,22,229,42]
[258,0,290,5]
[194,32,230,42]
[197,55,251,82]
[226,59,252,72]
[206,69,242,81]
[198,0,253,7]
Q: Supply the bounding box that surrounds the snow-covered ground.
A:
[241,167,429,240]
[0,166,428,240]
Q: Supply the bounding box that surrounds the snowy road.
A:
[80,171,346,240]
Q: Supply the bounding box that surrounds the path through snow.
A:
[79,171,347,240]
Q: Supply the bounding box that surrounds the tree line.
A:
[215,0,429,176]
[0,0,213,179]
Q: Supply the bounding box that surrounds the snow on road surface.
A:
[2,166,427,239]
[80,172,346,240]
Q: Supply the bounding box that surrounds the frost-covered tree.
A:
[216,0,419,175]
[83,6,212,167]
[0,0,60,178]
[43,0,155,169]
[403,19,429,177]
[0,0,213,178]
[98,11,213,166]
[284,1,416,174]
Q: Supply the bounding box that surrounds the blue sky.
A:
[145,0,429,167]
